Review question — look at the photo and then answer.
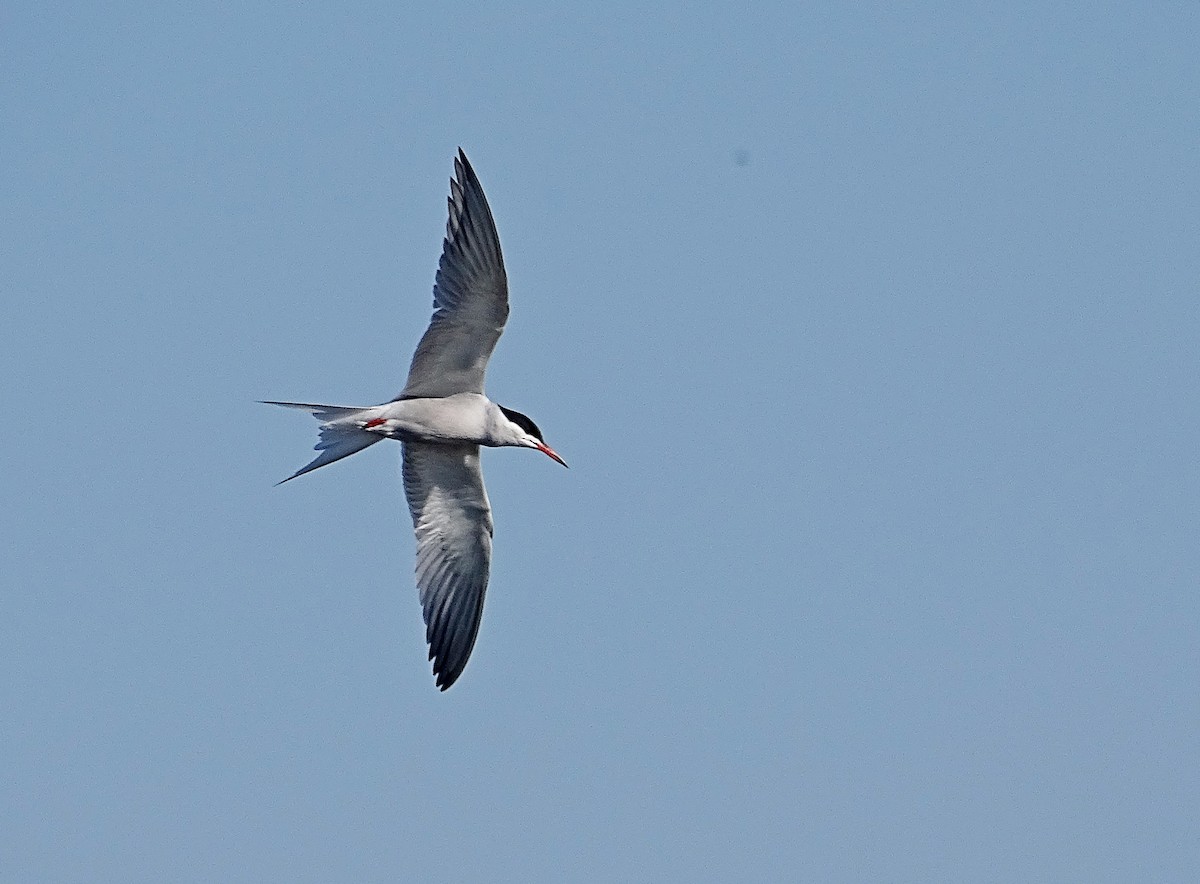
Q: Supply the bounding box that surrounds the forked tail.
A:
[261,401,383,484]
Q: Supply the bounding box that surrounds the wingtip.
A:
[431,655,466,690]
[454,147,477,182]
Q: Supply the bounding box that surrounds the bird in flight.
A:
[265,149,566,690]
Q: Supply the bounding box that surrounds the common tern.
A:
[265,149,566,690]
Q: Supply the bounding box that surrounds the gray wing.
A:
[401,441,494,689]
[398,149,509,399]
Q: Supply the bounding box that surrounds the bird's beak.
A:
[537,442,569,468]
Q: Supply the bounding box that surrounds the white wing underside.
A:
[398,150,509,399]
[402,441,493,689]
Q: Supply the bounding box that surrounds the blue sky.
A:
[3,3,1198,881]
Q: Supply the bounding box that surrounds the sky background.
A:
[3,3,1198,881]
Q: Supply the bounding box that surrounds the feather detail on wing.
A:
[401,441,493,689]
[399,149,509,399]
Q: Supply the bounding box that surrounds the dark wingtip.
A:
[454,148,480,187]
[429,645,461,690]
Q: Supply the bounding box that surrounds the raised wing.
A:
[401,441,493,689]
[399,149,509,399]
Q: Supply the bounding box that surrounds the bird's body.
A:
[265,150,565,690]
[268,394,503,449]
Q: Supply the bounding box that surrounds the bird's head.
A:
[498,405,568,467]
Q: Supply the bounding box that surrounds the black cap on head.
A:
[498,405,545,442]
